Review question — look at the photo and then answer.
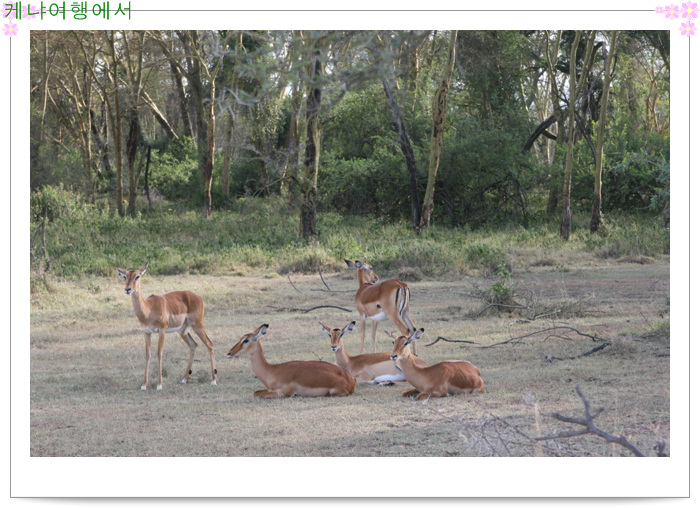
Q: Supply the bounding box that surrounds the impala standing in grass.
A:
[116,263,217,390]
[390,329,484,399]
[320,321,430,384]
[227,324,356,398]
[345,259,417,354]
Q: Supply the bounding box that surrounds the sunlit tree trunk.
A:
[590,31,618,234]
[561,31,595,240]
[382,77,420,230]
[419,30,457,233]
[300,38,323,239]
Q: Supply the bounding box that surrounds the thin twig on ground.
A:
[425,336,479,347]
[310,270,355,293]
[547,342,610,362]
[482,326,608,349]
[269,305,352,314]
[287,275,301,293]
[535,385,648,457]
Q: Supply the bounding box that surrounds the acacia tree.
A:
[561,31,597,240]
[43,32,99,202]
[419,29,458,233]
[590,31,618,234]
[154,30,233,218]
[300,34,324,239]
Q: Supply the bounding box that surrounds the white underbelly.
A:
[145,317,189,334]
[367,311,388,322]
[145,327,186,334]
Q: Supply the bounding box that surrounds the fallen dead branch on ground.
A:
[535,385,665,457]
[425,336,479,347]
[483,325,608,349]
[269,304,352,313]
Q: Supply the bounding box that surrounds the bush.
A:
[30,185,91,223]
[148,137,200,204]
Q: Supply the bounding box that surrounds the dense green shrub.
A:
[30,184,92,223]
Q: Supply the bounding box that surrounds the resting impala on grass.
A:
[345,259,417,355]
[390,329,484,399]
[116,263,217,390]
[226,324,356,398]
[320,321,429,384]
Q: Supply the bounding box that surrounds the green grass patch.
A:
[32,197,669,280]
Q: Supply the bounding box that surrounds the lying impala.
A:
[345,259,416,355]
[116,263,217,390]
[390,329,484,399]
[320,321,429,384]
[227,324,355,398]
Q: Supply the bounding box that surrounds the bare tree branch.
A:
[287,275,301,293]
[425,336,479,347]
[482,326,608,349]
[269,305,351,314]
[535,385,648,457]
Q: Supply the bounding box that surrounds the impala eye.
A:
[242,339,249,344]
[134,275,140,280]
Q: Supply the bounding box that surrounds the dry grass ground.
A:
[30,259,670,457]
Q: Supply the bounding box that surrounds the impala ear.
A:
[139,263,148,277]
[341,321,355,336]
[344,259,355,268]
[255,324,269,339]
[116,268,127,279]
[319,322,332,336]
[410,328,425,342]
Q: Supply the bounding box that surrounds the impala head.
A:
[345,259,379,285]
[116,263,148,295]
[227,324,268,358]
[320,321,356,352]
[390,328,424,361]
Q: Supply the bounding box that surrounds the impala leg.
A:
[156,330,166,390]
[142,332,151,390]
[359,317,367,354]
[192,324,217,385]
[179,329,197,384]
[371,320,379,354]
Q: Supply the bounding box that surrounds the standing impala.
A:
[116,263,217,390]
[390,329,484,399]
[345,259,416,355]
[320,321,429,384]
[227,324,355,398]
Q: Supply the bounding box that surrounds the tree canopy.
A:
[30,30,670,233]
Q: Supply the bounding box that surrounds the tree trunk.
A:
[300,43,323,239]
[590,31,618,234]
[419,30,458,233]
[222,112,235,197]
[560,31,596,240]
[202,97,215,218]
[144,145,152,211]
[170,60,193,139]
[382,77,420,230]
[544,31,564,215]
[126,109,141,214]
[108,31,124,217]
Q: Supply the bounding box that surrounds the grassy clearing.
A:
[32,197,669,280]
[30,260,670,457]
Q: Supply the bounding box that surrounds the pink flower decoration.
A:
[2,5,16,19]
[656,6,666,13]
[22,4,38,20]
[679,21,697,35]
[2,22,18,36]
[666,3,680,18]
[682,2,698,18]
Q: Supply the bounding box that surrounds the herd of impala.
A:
[116,259,485,400]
